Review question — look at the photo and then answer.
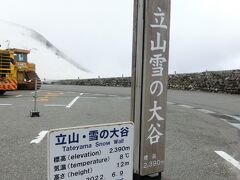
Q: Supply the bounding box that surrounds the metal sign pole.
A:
[34,77,37,111]
[131,0,171,179]
[30,75,40,117]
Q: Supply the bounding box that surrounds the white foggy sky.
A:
[171,0,240,73]
[1,0,240,77]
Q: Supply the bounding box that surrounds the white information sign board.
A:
[48,122,134,180]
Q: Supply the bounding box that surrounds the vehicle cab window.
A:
[14,53,27,62]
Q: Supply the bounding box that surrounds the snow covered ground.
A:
[0,20,98,80]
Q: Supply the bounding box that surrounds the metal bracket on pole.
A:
[30,75,40,117]
[134,173,162,180]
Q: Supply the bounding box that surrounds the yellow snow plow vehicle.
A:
[0,48,41,95]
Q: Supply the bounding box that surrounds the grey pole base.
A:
[30,111,40,117]
[133,173,161,180]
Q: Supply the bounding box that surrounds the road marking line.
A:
[88,93,107,96]
[220,118,240,130]
[220,118,229,124]
[118,97,131,99]
[30,131,48,144]
[16,95,22,98]
[80,93,118,97]
[79,97,97,99]
[215,151,240,170]
[80,92,90,94]
[0,104,12,106]
[224,114,240,122]
[44,104,66,107]
[178,104,195,109]
[197,109,216,114]
[66,96,80,108]
[93,93,105,95]
[229,123,240,130]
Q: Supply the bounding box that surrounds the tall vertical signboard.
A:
[131,0,171,177]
